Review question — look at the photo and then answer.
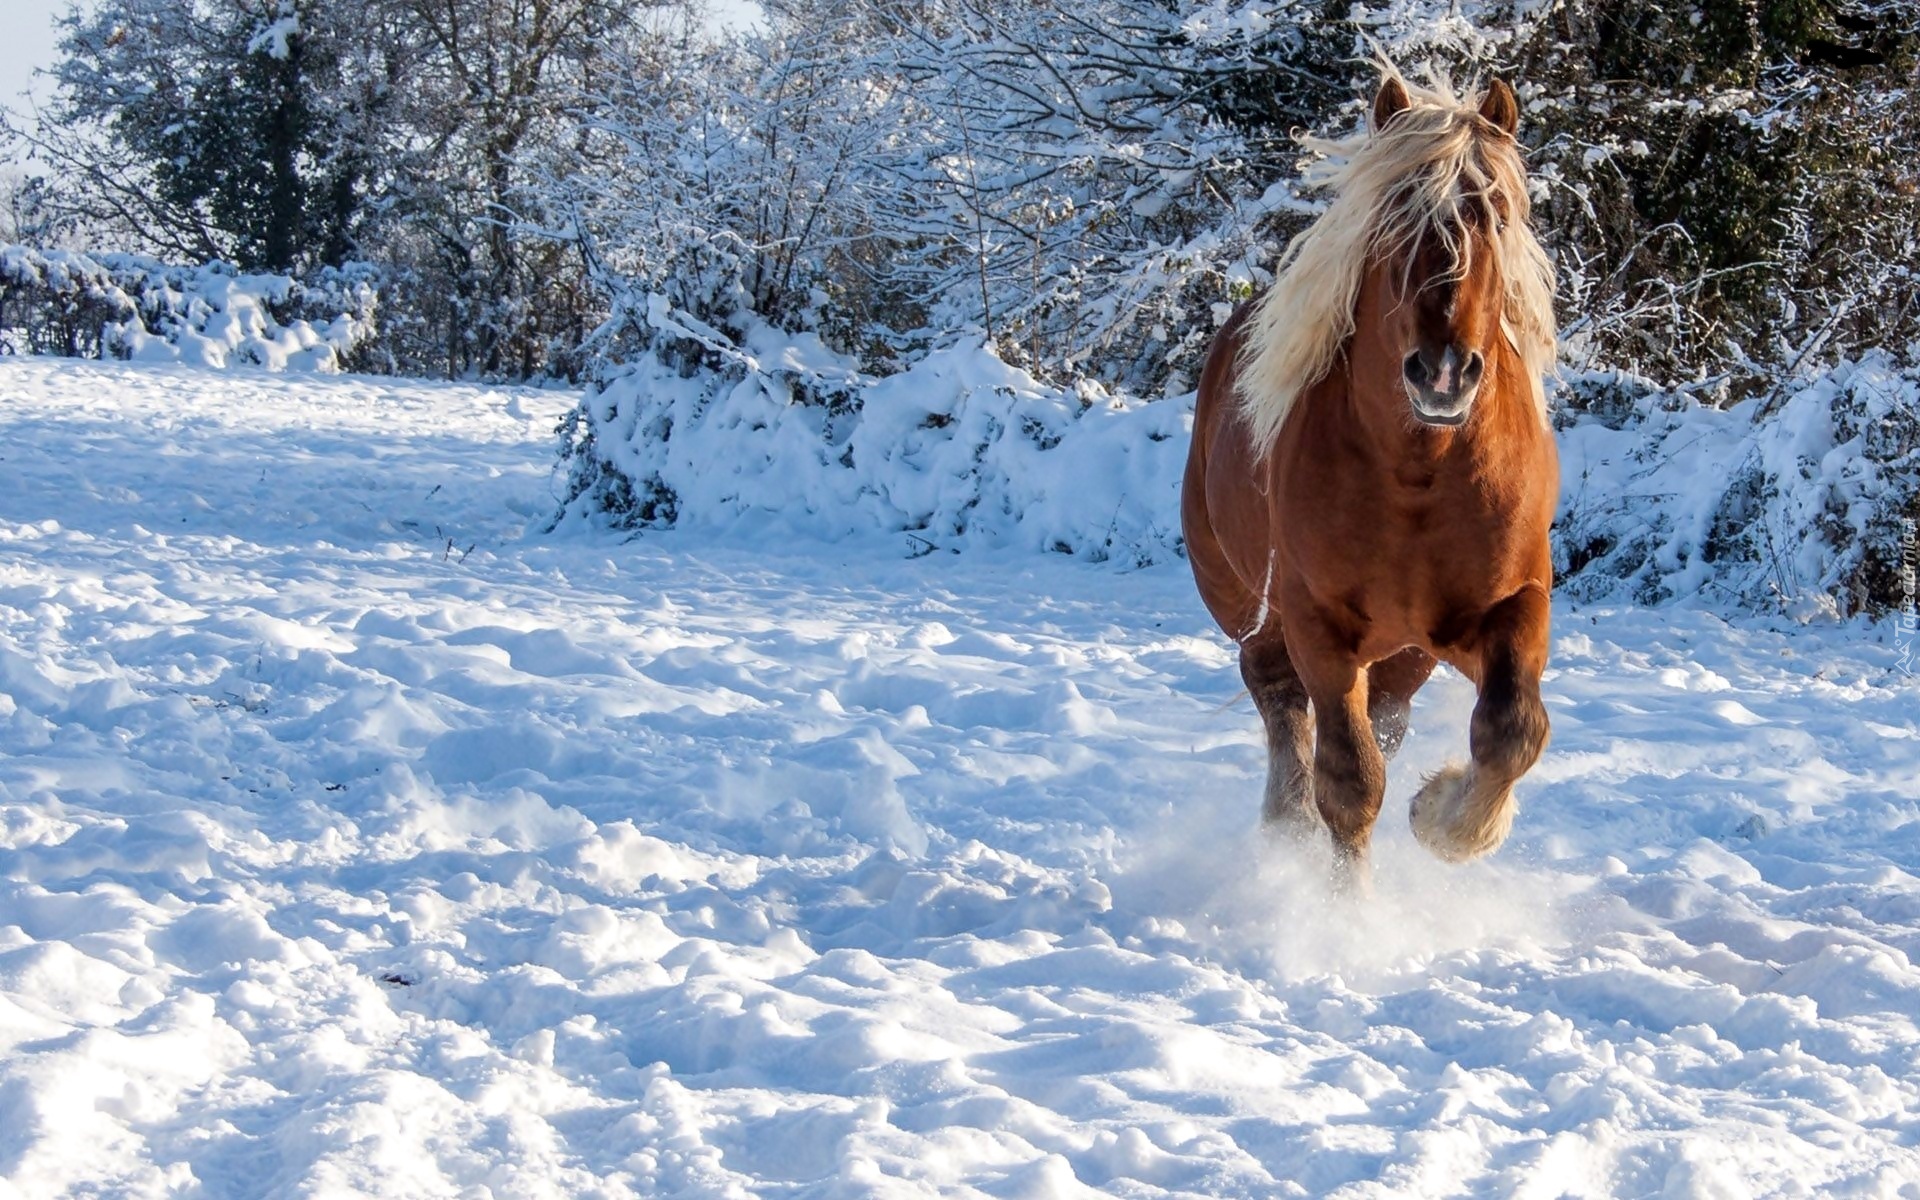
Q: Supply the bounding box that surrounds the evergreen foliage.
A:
[1514,0,1920,386]
[26,0,368,272]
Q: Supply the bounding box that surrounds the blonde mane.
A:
[1235,69,1557,453]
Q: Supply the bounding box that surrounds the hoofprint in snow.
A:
[1,359,1917,1199]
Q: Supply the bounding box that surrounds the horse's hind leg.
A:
[1411,586,1551,862]
[1368,647,1436,759]
[1239,637,1317,834]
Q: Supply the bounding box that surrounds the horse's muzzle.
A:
[1403,347,1483,426]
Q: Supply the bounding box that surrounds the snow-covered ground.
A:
[2,358,1918,1198]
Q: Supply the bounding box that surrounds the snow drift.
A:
[556,296,1920,615]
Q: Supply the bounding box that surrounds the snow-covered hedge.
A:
[0,245,377,371]
[557,298,1919,615]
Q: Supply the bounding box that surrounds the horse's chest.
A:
[1283,472,1524,638]
[1294,472,1504,557]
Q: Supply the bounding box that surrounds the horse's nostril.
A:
[1462,352,1485,386]
[1403,352,1428,386]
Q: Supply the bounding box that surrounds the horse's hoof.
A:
[1260,798,1323,843]
[1410,762,1512,863]
[1331,847,1374,897]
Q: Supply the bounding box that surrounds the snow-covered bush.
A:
[1557,355,1920,615]
[0,245,376,370]
[553,295,1188,563]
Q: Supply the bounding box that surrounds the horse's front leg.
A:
[1411,585,1551,862]
[1240,637,1318,834]
[1290,630,1387,891]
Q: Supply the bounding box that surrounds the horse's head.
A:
[1363,76,1526,429]
[1233,68,1555,453]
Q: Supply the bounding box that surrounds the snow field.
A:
[1,359,1919,1197]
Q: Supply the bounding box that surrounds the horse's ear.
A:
[1479,78,1519,136]
[1372,76,1411,132]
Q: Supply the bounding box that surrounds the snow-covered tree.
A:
[376,0,637,377]
[15,0,647,377]
[16,0,381,272]
[1511,0,1920,390]
[540,0,1353,394]
[856,0,1350,391]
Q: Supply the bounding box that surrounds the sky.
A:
[1,0,763,124]
[1,0,64,112]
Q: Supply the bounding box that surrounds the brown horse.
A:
[1182,68,1559,888]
